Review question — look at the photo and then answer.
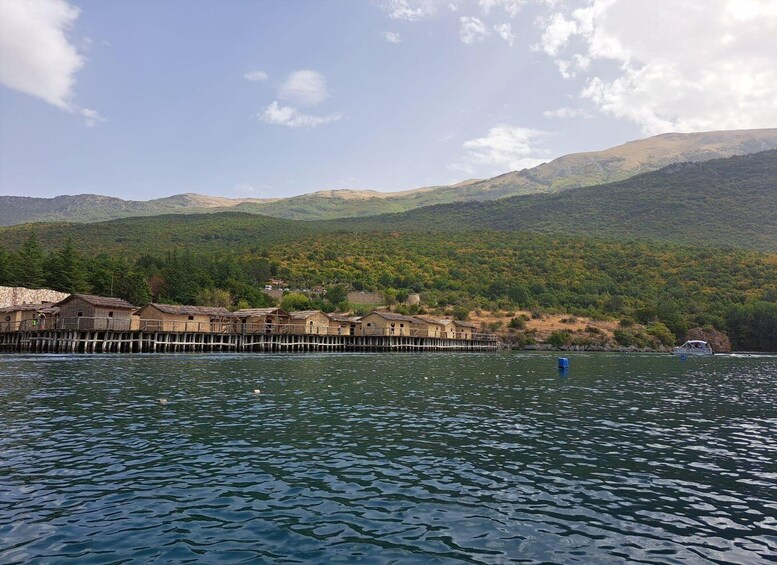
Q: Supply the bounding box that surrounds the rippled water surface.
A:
[1,352,776,564]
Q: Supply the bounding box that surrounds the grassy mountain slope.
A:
[0,193,273,226]
[227,180,481,220]
[340,149,777,251]
[1,149,775,254]
[2,129,776,226]
[433,127,777,202]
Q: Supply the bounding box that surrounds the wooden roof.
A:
[140,303,236,317]
[414,315,454,326]
[289,310,327,320]
[0,303,55,313]
[328,314,361,323]
[57,294,135,310]
[234,307,289,317]
[365,311,419,323]
[453,320,477,328]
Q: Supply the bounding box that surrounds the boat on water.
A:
[673,340,714,357]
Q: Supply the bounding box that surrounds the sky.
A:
[1,0,776,200]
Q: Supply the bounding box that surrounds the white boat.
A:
[673,340,714,357]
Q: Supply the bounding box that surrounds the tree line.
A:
[1,232,776,351]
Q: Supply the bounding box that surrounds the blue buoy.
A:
[558,357,570,370]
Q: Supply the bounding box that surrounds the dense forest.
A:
[1,232,775,350]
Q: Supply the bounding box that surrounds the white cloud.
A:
[376,0,441,21]
[452,126,549,175]
[542,106,592,119]
[260,101,342,128]
[535,12,577,56]
[0,0,98,122]
[279,70,328,107]
[479,0,525,18]
[243,70,268,81]
[80,107,105,127]
[383,31,402,43]
[460,16,489,44]
[494,23,515,46]
[536,0,777,134]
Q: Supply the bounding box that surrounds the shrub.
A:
[280,292,310,312]
[547,331,571,348]
[613,329,650,348]
[453,307,470,321]
[646,322,676,346]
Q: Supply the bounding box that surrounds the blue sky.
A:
[1,0,776,200]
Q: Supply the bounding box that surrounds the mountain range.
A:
[2,128,776,226]
[2,147,776,253]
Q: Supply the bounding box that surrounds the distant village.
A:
[0,288,482,341]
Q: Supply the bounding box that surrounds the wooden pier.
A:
[0,329,498,354]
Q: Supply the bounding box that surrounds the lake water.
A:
[0,352,775,564]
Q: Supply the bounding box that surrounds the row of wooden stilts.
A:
[0,330,498,354]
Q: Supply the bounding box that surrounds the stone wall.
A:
[347,291,385,305]
[0,286,69,308]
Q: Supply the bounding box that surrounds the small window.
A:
[108,311,114,318]
[77,311,83,317]
[4,315,9,322]
[188,315,194,321]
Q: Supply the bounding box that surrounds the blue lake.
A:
[1,352,775,563]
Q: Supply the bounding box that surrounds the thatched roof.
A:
[366,311,419,323]
[234,307,289,317]
[141,303,236,317]
[414,315,454,326]
[329,315,361,323]
[0,303,56,313]
[57,294,135,310]
[289,310,326,320]
[453,320,477,328]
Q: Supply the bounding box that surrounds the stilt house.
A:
[55,294,136,331]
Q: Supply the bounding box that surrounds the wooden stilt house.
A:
[134,304,237,333]
[235,307,290,334]
[55,294,136,331]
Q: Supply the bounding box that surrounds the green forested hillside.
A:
[3,149,775,252]
[1,231,775,349]
[340,150,777,251]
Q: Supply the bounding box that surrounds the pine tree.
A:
[0,247,10,286]
[115,271,151,306]
[49,240,90,293]
[13,234,46,288]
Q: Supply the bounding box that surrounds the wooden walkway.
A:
[0,330,498,354]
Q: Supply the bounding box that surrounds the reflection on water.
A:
[1,353,776,563]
